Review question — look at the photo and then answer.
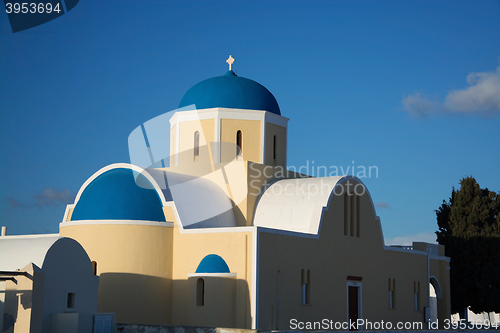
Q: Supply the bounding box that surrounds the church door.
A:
[348,285,360,331]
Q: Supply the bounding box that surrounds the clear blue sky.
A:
[1,0,499,244]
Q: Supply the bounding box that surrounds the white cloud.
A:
[34,187,76,207]
[403,66,500,117]
[402,92,442,117]
[385,232,437,246]
[5,197,31,209]
[375,201,391,210]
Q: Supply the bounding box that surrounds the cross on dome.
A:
[226,55,235,71]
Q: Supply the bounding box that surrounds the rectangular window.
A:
[67,293,75,309]
[414,281,420,311]
[301,283,306,305]
[301,269,311,305]
[350,194,355,237]
[273,135,277,161]
[194,131,200,158]
[388,278,396,309]
[356,195,360,237]
[344,193,349,236]
[306,270,311,305]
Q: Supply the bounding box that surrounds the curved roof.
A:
[71,168,166,222]
[179,70,281,115]
[146,168,236,229]
[253,176,374,235]
[196,254,230,273]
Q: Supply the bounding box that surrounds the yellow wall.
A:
[3,264,38,333]
[256,179,448,330]
[187,276,237,328]
[59,223,173,325]
[264,123,287,167]
[221,119,261,164]
[170,224,253,329]
[177,119,215,167]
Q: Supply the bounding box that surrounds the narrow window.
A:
[236,130,242,156]
[356,195,361,237]
[388,278,396,309]
[301,269,306,304]
[196,278,204,306]
[414,281,420,311]
[388,279,392,309]
[91,261,97,275]
[306,269,311,305]
[194,131,200,158]
[273,135,277,161]
[350,193,355,237]
[67,293,76,309]
[301,269,310,305]
[344,192,349,236]
[393,279,396,308]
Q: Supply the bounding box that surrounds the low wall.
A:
[118,324,490,333]
[117,325,254,333]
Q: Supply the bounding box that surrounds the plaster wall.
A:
[2,264,40,333]
[220,119,261,164]
[170,224,253,329]
[177,119,215,167]
[246,163,308,227]
[40,238,99,333]
[59,223,173,325]
[187,275,237,328]
[264,123,286,167]
[256,179,446,330]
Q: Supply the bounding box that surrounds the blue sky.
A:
[1,0,499,244]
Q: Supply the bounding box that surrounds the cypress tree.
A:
[436,176,500,314]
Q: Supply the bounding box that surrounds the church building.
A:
[8,56,452,331]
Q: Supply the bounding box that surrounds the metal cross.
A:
[226,55,235,71]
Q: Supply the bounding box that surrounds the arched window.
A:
[236,130,242,156]
[196,278,204,306]
[91,261,97,275]
[194,131,200,158]
[273,135,277,161]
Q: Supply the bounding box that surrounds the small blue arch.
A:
[196,254,230,273]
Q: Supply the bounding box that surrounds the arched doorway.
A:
[429,276,442,324]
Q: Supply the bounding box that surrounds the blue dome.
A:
[71,168,166,222]
[196,254,230,273]
[179,71,281,115]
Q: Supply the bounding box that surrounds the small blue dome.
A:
[196,254,230,273]
[179,71,281,115]
[71,168,166,222]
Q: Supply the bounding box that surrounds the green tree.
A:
[436,176,500,315]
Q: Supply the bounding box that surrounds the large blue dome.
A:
[71,168,166,222]
[179,71,281,115]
